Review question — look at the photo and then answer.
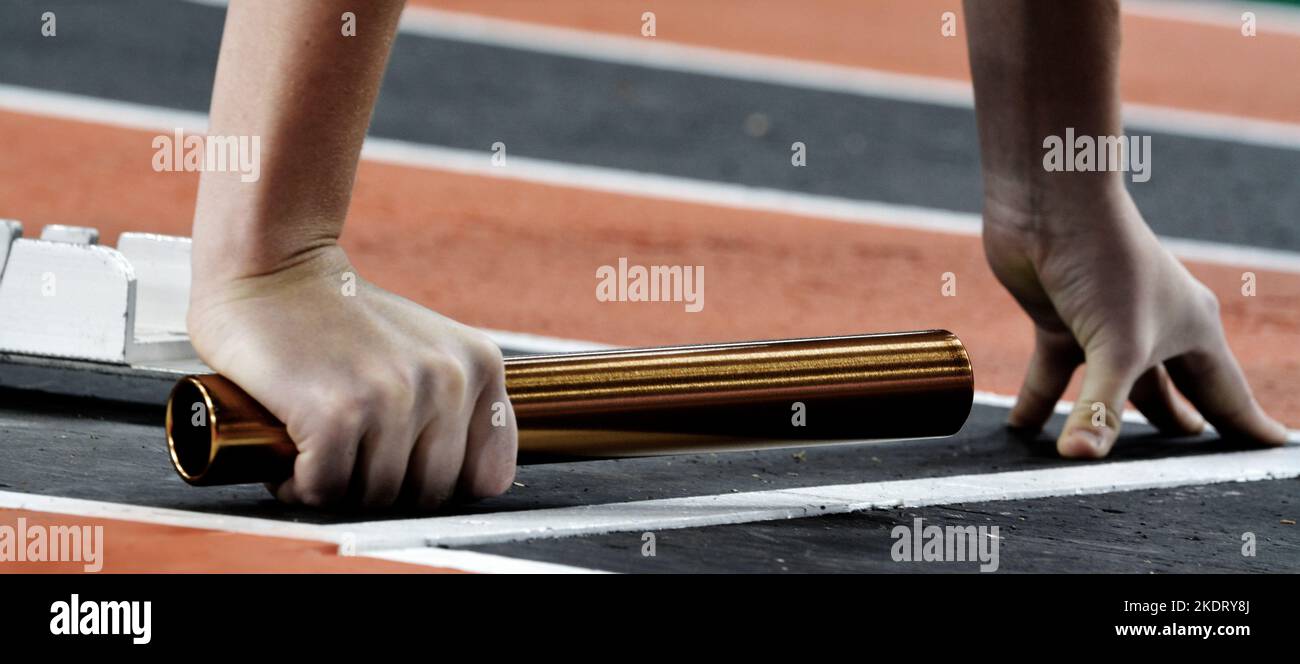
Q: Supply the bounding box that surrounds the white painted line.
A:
[327,445,1300,550]
[0,490,328,541]
[394,6,1300,151]
[178,0,1300,148]
[0,84,210,134]
[188,0,1300,37]
[360,139,1300,275]
[3,83,1299,275]
[0,490,605,574]
[362,547,607,574]
[4,426,1298,556]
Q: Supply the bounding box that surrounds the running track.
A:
[0,0,1297,572]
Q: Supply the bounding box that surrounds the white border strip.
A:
[0,489,603,573]
[0,490,325,540]
[5,444,1298,556]
[394,6,1300,151]
[176,0,1300,149]
[323,445,1300,549]
[82,0,1300,150]
[363,547,607,574]
[2,83,1299,275]
[362,138,1300,274]
[186,0,1300,36]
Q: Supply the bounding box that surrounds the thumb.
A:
[1058,355,1139,459]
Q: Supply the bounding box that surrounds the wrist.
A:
[189,240,352,305]
[981,171,1131,238]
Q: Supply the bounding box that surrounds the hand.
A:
[982,188,1288,458]
[186,244,517,508]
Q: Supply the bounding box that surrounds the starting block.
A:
[0,221,543,405]
[0,221,209,404]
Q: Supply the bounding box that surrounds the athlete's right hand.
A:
[186,244,517,509]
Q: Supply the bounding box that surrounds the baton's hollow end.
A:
[166,375,296,486]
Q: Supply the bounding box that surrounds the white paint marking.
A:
[188,0,1300,37]
[363,547,607,574]
[3,84,1299,274]
[0,490,605,574]
[360,140,1300,275]
[181,0,1300,148]
[0,84,210,134]
[0,490,327,541]
[326,446,1300,550]
[3,432,1297,557]
[393,6,1300,151]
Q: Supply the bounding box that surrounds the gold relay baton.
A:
[165,330,974,486]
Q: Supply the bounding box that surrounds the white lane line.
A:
[3,83,1299,276]
[323,445,1300,550]
[184,0,1300,37]
[4,445,1298,554]
[178,0,1300,149]
[395,6,1300,151]
[363,547,607,574]
[0,490,327,540]
[0,490,605,573]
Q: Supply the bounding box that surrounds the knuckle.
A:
[290,387,366,441]
[316,391,369,433]
[468,337,504,368]
[351,372,408,417]
[431,354,470,406]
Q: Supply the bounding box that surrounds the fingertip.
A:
[1258,415,1290,446]
[1212,402,1289,447]
[271,479,298,504]
[1161,405,1207,437]
[1057,427,1111,459]
[1006,407,1045,432]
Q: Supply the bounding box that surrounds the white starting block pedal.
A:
[0,221,210,404]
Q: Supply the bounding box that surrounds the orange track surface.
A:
[0,510,453,573]
[2,110,1297,426]
[410,0,1300,124]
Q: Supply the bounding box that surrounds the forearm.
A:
[192,0,405,288]
[963,0,1124,223]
